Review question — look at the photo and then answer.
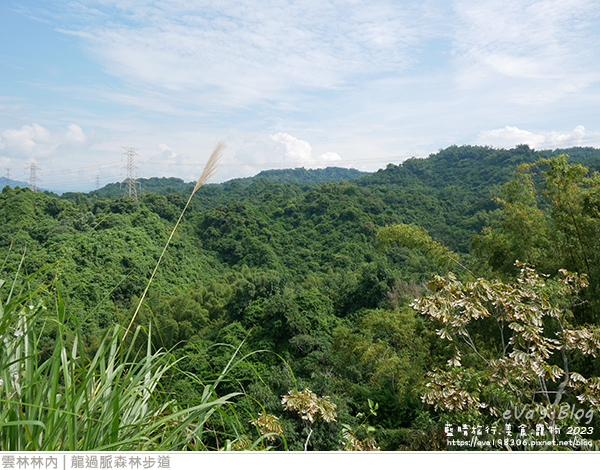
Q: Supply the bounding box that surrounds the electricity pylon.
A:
[25,163,41,192]
[121,147,141,201]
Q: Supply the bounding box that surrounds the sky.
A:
[1,0,600,192]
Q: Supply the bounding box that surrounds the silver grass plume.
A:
[123,140,225,340]
[193,139,225,195]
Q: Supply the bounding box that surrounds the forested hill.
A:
[3,143,600,451]
[83,176,193,199]
[50,144,600,256]
[223,166,370,186]
[66,147,600,201]
[82,167,369,200]
[360,144,600,189]
[353,144,600,251]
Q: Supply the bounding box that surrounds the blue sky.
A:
[1,0,600,192]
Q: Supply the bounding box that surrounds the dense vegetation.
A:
[2,144,600,451]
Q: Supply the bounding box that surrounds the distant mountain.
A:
[223,167,370,186]
[66,167,370,200]
[0,176,32,190]
[77,177,194,199]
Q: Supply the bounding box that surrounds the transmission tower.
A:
[121,147,141,201]
[5,168,10,187]
[25,163,41,192]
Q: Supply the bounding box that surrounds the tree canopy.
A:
[3,145,600,450]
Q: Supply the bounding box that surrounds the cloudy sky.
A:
[1,0,600,192]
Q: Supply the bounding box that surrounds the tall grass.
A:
[0,265,245,451]
[0,141,269,451]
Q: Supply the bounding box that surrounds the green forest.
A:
[2,144,600,451]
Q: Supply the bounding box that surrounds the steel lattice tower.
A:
[25,163,41,192]
[122,147,140,201]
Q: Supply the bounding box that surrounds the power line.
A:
[42,160,122,177]
[121,147,141,201]
[10,139,600,191]
[25,163,41,192]
[142,155,414,168]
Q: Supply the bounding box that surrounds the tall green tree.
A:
[412,264,600,449]
[473,155,600,323]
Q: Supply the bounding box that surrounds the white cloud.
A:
[319,151,343,165]
[65,124,88,147]
[270,133,312,165]
[1,124,52,157]
[54,0,430,109]
[270,132,342,168]
[478,125,586,149]
[158,143,177,160]
[451,0,600,103]
[6,0,600,193]
[0,123,91,159]
[0,96,27,114]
